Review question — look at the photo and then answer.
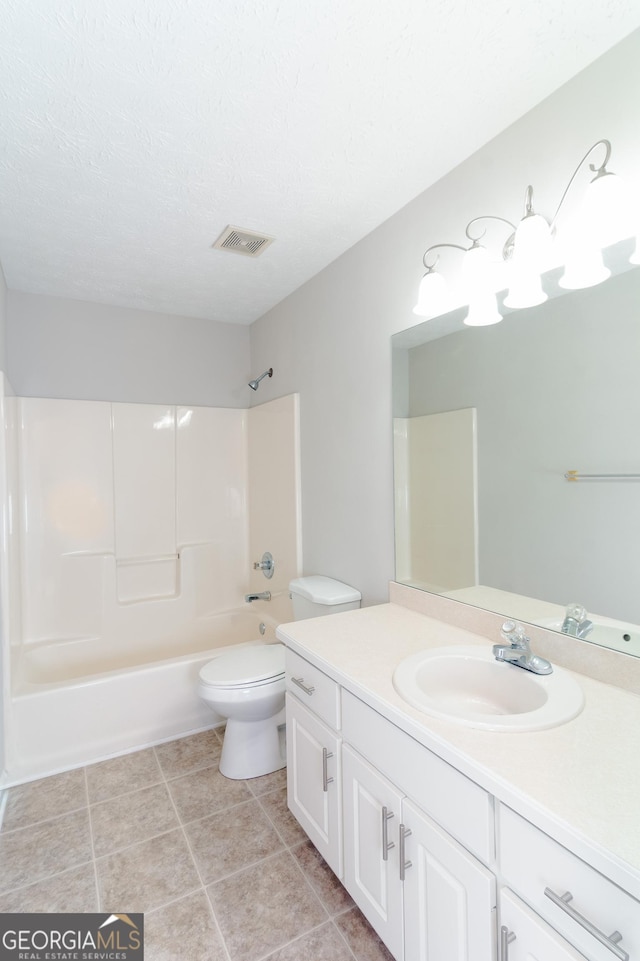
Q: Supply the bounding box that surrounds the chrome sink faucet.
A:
[493,621,553,675]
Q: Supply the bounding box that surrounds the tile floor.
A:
[0,728,393,961]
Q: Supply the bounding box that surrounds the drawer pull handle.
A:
[500,926,516,961]
[544,888,629,961]
[382,806,395,861]
[292,676,315,695]
[399,824,412,881]
[322,748,334,792]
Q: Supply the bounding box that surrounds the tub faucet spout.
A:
[245,591,271,603]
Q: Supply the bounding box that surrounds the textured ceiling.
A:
[1,1,640,325]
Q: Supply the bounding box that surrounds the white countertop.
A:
[277,601,640,900]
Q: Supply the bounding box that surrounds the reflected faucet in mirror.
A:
[560,604,594,640]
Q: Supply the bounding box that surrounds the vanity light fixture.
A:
[413,139,637,322]
[414,217,514,326]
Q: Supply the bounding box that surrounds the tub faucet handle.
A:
[253,551,275,579]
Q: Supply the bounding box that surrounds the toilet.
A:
[197,575,361,779]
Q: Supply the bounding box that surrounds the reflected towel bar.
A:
[565,471,640,481]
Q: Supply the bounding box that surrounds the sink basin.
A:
[392,645,584,731]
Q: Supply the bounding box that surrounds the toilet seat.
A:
[199,643,285,689]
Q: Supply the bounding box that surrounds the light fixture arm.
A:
[465,215,516,243]
[422,215,517,270]
[550,139,612,228]
[422,243,467,270]
[465,215,517,260]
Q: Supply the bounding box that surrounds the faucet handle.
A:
[253,551,275,579]
[565,602,587,621]
[501,620,529,648]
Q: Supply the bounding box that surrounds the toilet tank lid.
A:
[289,575,361,605]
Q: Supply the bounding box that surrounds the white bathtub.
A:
[5,609,280,786]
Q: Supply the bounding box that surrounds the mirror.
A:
[392,242,640,657]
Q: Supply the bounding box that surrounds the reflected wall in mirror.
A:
[392,254,640,657]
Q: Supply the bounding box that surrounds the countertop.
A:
[276,601,640,900]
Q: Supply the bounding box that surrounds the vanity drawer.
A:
[286,649,341,730]
[341,689,493,864]
[498,804,640,961]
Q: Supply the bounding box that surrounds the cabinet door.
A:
[286,692,342,876]
[403,798,496,961]
[499,888,588,961]
[342,745,405,960]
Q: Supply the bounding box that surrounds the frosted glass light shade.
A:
[512,213,553,272]
[464,293,503,327]
[503,268,548,309]
[503,212,553,309]
[559,245,610,290]
[461,244,492,290]
[413,270,449,316]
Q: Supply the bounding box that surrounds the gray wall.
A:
[7,291,250,408]
[249,30,640,606]
[0,262,6,374]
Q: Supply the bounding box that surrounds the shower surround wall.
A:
[0,390,300,785]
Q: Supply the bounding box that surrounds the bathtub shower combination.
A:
[11,607,281,783]
[0,389,301,786]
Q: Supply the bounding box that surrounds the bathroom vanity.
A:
[277,586,640,961]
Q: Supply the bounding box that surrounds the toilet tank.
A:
[289,575,361,620]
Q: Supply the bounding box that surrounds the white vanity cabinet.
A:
[285,650,343,876]
[402,798,496,961]
[341,698,496,961]
[342,744,406,958]
[342,745,496,961]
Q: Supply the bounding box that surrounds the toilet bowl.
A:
[198,576,361,780]
[198,643,286,779]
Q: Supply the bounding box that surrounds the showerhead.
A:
[248,367,273,391]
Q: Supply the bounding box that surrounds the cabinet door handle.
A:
[381,806,395,861]
[291,676,315,695]
[544,888,629,961]
[322,748,334,792]
[500,926,516,961]
[399,824,412,881]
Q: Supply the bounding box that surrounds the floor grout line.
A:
[83,767,102,911]
[0,801,91,837]
[0,858,96,902]
[158,748,235,961]
[254,918,335,961]
[287,842,334,922]
[331,913,362,961]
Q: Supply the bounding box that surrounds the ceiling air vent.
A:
[212,225,274,257]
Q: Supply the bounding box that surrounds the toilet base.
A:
[219,709,286,780]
